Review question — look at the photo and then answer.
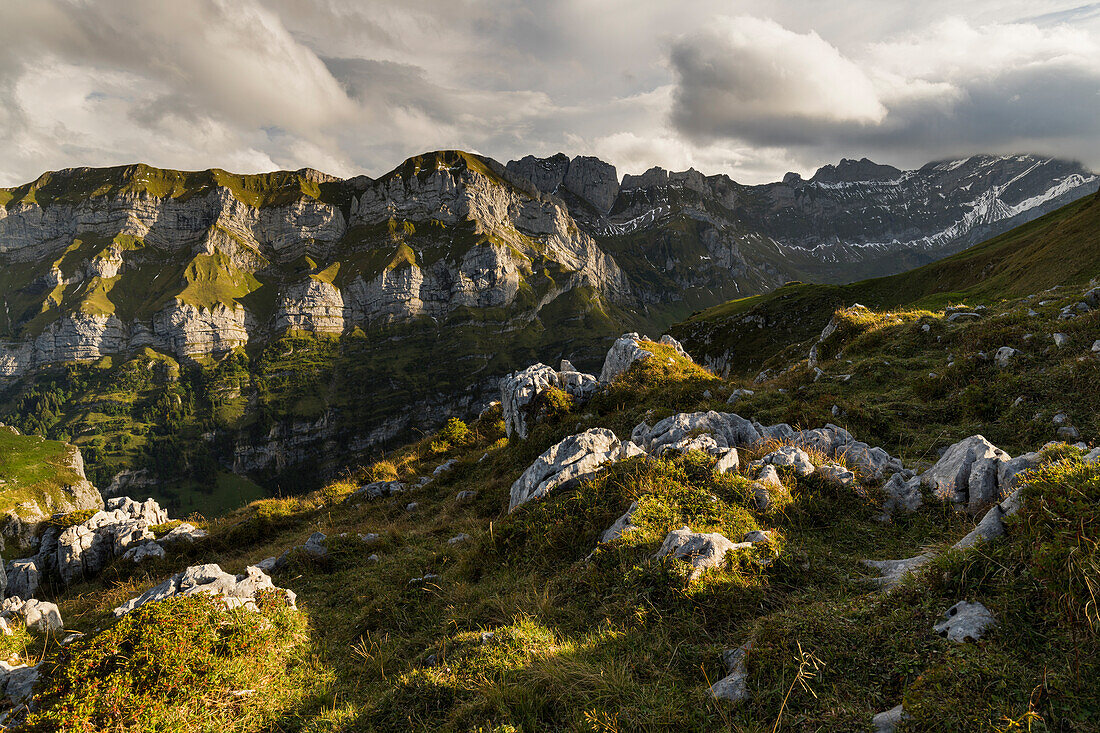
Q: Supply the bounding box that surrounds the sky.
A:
[1,0,1099,186]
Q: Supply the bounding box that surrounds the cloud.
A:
[670,17,887,145]
[669,14,1100,168]
[0,1,1097,187]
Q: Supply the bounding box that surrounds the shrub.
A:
[24,593,309,732]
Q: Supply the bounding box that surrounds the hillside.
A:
[0,151,1094,516]
[0,274,1095,729]
[672,186,1100,377]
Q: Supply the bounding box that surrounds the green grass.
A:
[0,428,85,515]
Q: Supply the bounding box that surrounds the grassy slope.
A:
[0,427,85,519]
[26,330,1099,731]
[673,189,1100,376]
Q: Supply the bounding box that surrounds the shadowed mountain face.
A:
[0,149,1094,506]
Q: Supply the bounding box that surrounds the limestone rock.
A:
[0,660,40,705]
[655,526,751,580]
[933,601,996,642]
[760,445,814,477]
[658,334,691,361]
[862,553,937,589]
[815,463,856,488]
[921,435,1011,512]
[500,362,598,438]
[882,471,923,515]
[158,523,208,544]
[994,346,1017,366]
[599,502,639,543]
[872,704,910,732]
[500,363,559,439]
[1053,332,1069,347]
[1,597,63,634]
[447,533,472,545]
[303,532,328,557]
[114,563,296,617]
[122,541,165,563]
[632,411,761,456]
[726,388,754,404]
[997,452,1042,493]
[509,428,622,512]
[4,560,39,600]
[709,642,752,703]
[714,448,739,474]
[562,156,620,213]
[599,333,653,383]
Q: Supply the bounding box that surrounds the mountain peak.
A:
[810,157,902,184]
[505,153,619,212]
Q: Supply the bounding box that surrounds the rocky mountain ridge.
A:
[0,149,1095,503]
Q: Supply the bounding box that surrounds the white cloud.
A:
[671,16,887,144]
[0,1,1097,187]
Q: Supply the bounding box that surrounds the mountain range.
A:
[0,150,1095,508]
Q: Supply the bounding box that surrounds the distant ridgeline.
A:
[0,150,1094,513]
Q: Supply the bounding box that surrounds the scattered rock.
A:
[509,428,622,512]
[347,480,406,501]
[946,312,981,322]
[760,445,814,477]
[921,435,1011,512]
[599,333,653,383]
[158,522,208,544]
[632,411,761,456]
[114,563,295,617]
[655,526,750,581]
[1056,426,1081,440]
[0,660,40,705]
[303,532,328,557]
[599,502,640,543]
[433,460,457,477]
[405,502,418,512]
[882,471,922,515]
[447,533,471,545]
[455,490,477,502]
[1053,332,1069,347]
[714,448,739,474]
[0,597,64,634]
[993,346,1017,367]
[862,553,937,589]
[933,601,996,642]
[122,541,165,563]
[872,704,910,732]
[1092,339,1100,353]
[709,642,752,703]
[726,388,754,404]
[815,463,856,488]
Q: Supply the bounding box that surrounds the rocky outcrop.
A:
[509,428,624,512]
[114,563,296,616]
[19,497,176,588]
[655,526,750,581]
[500,362,598,438]
[1,597,63,634]
[631,411,761,456]
[793,424,903,482]
[599,333,653,383]
[506,154,620,213]
[921,436,1012,512]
